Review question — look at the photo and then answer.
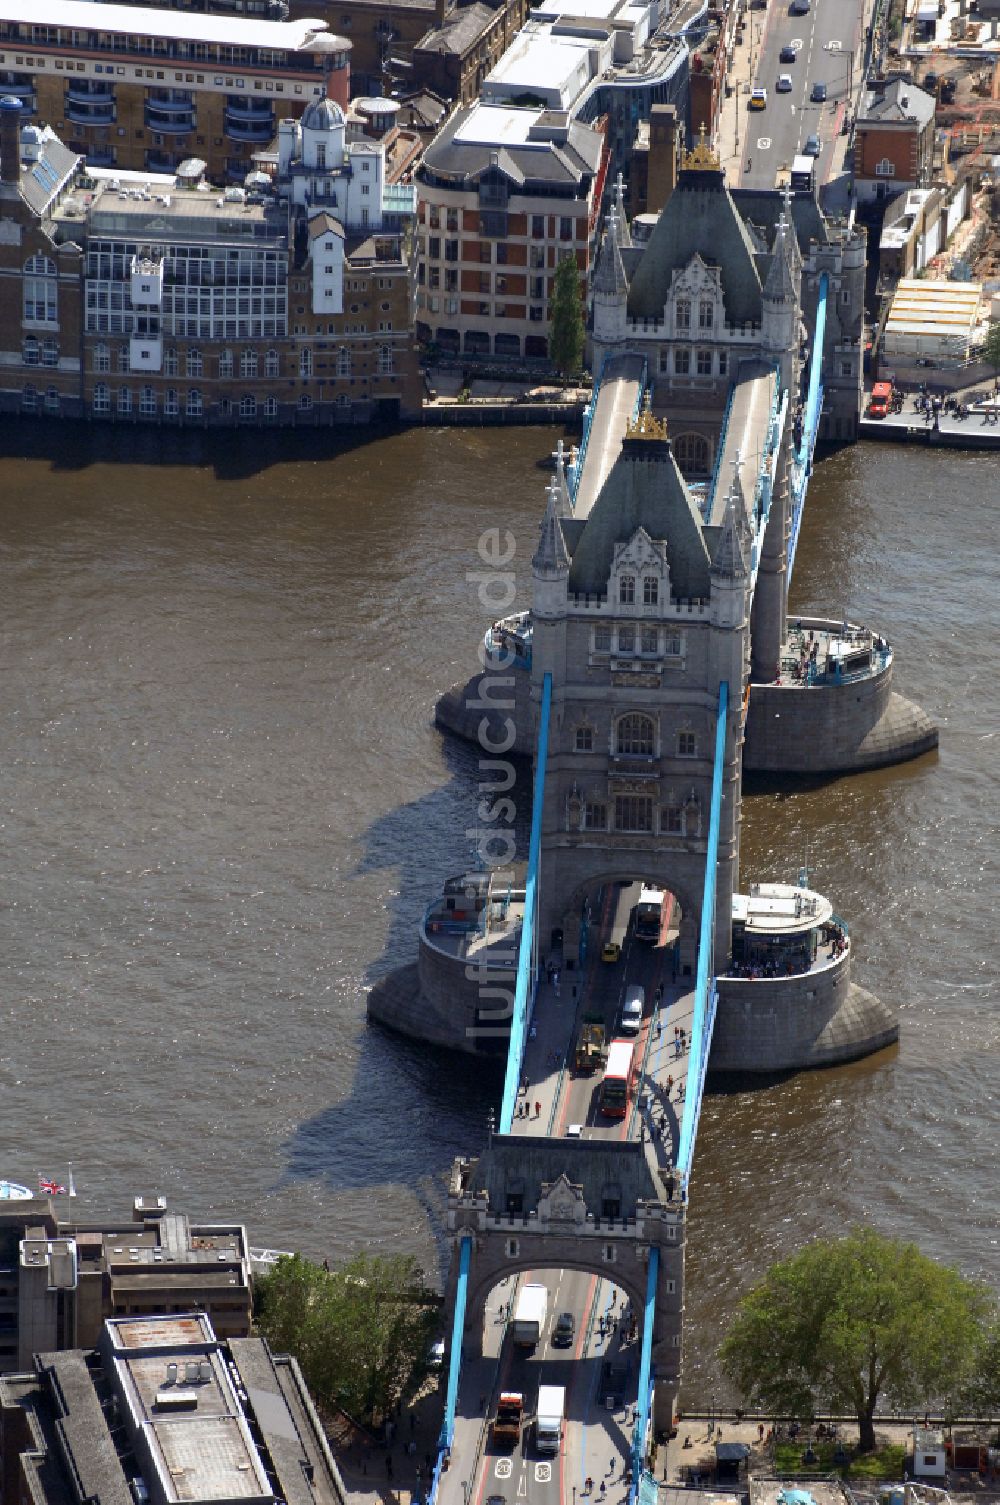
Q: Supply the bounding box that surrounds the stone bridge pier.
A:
[443,1134,687,1433]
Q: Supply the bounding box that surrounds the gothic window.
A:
[640,627,658,655]
[696,348,712,376]
[23,254,57,324]
[94,343,110,373]
[117,345,130,373]
[675,298,690,331]
[186,348,203,378]
[658,349,669,374]
[673,432,710,476]
[593,625,611,653]
[619,574,635,605]
[505,1238,520,1258]
[186,388,203,417]
[377,344,393,374]
[674,347,690,375]
[602,1244,617,1263]
[92,383,110,414]
[875,158,895,177]
[163,348,178,376]
[662,803,683,834]
[297,393,313,411]
[264,395,278,418]
[265,349,279,377]
[117,386,132,415]
[617,714,655,756]
[139,385,156,416]
[683,795,702,838]
[584,801,606,831]
[643,576,658,606]
[575,724,594,752]
[336,346,351,377]
[22,336,39,366]
[240,394,257,418]
[240,349,257,378]
[219,349,234,378]
[617,625,635,654]
[699,300,714,329]
[718,349,728,375]
[165,388,179,416]
[678,730,697,758]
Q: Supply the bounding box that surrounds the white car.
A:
[748,86,768,110]
[776,73,793,93]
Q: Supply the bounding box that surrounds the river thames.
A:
[0,420,995,1396]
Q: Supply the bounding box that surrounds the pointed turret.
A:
[614,173,632,250]
[591,208,628,361]
[592,208,628,298]
[711,484,749,580]
[532,479,570,576]
[763,216,797,305]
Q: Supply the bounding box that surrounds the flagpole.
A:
[68,1164,77,1198]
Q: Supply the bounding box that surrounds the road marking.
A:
[757,136,772,149]
[825,38,842,50]
[517,1471,527,1496]
[535,1464,552,1484]
[790,35,803,47]
[495,1460,512,1479]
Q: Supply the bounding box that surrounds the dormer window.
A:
[675,298,690,330]
[643,576,658,606]
[619,574,635,604]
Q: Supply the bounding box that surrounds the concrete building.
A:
[877,178,968,284]
[0,1312,346,1505]
[0,93,422,425]
[853,76,937,205]
[0,1195,252,1376]
[0,0,351,182]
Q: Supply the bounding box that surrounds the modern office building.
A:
[0,91,422,424]
[0,0,351,180]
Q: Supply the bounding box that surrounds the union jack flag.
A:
[38,1177,67,1195]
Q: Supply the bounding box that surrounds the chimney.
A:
[0,96,22,187]
[646,103,678,215]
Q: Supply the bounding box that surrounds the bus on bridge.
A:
[599,1038,635,1118]
[634,885,666,943]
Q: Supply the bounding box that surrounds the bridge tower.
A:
[529,412,747,975]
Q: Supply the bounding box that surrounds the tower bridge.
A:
[370,142,937,1505]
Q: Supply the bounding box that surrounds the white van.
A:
[620,985,645,1035]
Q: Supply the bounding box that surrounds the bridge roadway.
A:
[572,355,646,517]
[706,364,777,526]
[438,885,693,1505]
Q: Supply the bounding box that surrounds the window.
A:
[575,724,594,752]
[186,388,203,416]
[94,343,110,373]
[22,336,39,366]
[840,360,852,378]
[617,713,655,756]
[335,347,351,377]
[875,158,895,177]
[297,393,313,411]
[665,634,682,657]
[240,349,257,378]
[583,801,606,831]
[643,576,658,606]
[619,573,635,605]
[186,348,202,377]
[93,382,111,413]
[678,730,697,757]
[718,349,728,376]
[505,1238,519,1258]
[559,216,573,241]
[240,394,256,418]
[219,349,233,378]
[640,627,658,655]
[614,795,652,833]
[264,395,278,418]
[117,345,130,373]
[662,803,683,834]
[444,239,459,262]
[674,432,710,475]
[674,347,690,375]
[315,143,326,168]
[117,386,132,415]
[617,625,635,654]
[42,339,58,368]
[696,348,713,376]
[446,208,458,233]
[532,215,544,237]
[139,385,156,416]
[165,387,179,416]
[376,345,393,374]
[23,253,57,324]
[299,348,312,378]
[699,299,714,329]
[265,348,279,377]
[21,385,37,411]
[675,298,690,330]
[594,625,611,653]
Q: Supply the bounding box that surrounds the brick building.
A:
[0,95,422,424]
[415,101,607,360]
[853,76,936,204]
[0,0,350,182]
[411,0,527,109]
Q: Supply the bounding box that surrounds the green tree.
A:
[960,1317,1000,1426]
[548,254,584,376]
[255,1252,439,1426]
[719,1229,992,1453]
[983,321,1000,382]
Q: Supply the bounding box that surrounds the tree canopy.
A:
[719,1228,993,1451]
[549,254,585,376]
[254,1252,439,1426]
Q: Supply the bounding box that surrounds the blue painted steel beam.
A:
[439,1233,472,1451]
[676,680,728,1179]
[799,271,828,470]
[498,672,552,1133]
[630,1246,660,1497]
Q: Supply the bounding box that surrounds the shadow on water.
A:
[0,413,399,481]
[280,726,530,1252]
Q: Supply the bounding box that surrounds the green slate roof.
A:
[567,436,712,600]
[627,166,764,327]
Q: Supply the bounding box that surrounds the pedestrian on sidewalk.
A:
[534,1100,541,1118]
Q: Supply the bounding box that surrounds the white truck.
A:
[535,1385,565,1455]
[511,1282,548,1348]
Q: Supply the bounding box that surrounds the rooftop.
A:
[732,883,833,936]
[0,0,340,54]
[52,173,288,244]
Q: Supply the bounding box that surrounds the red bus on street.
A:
[599,1038,635,1119]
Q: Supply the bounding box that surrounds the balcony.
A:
[65,101,116,126]
[66,82,115,106]
[224,116,275,143]
[223,98,275,122]
[608,752,660,780]
[145,113,195,135]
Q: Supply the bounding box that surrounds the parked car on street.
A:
[810,80,827,102]
[748,86,768,110]
[804,133,821,155]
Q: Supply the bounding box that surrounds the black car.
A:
[553,1311,576,1347]
[779,44,798,63]
[810,81,827,102]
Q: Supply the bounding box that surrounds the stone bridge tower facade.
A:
[444,1134,686,1432]
[529,416,749,976]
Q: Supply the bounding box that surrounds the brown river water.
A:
[0,420,995,1397]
